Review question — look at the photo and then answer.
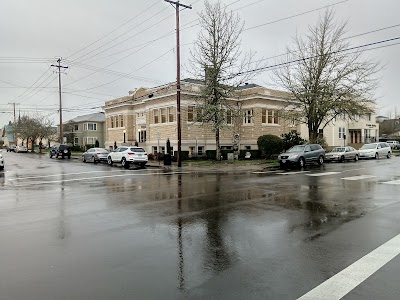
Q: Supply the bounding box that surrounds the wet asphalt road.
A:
[1,151,400,299]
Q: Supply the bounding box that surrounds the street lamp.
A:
[123,129,126,144]
[137,128,141,143]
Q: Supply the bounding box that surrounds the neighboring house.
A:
[379,118,400,138]
[1,122,16,147]
[63,112,106,147]
[299,112,379,149]
[104,79,298,155]
[376,115,389,123]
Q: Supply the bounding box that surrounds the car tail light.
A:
[128,152,135,155]
[96,152,102,154]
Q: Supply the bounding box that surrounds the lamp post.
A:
[123,129,126,144]
[138,128,141,143]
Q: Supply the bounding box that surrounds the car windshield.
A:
[129,148,145,152]
[95,148,108,153]
[287,145,305,153]
[331,147,345,152]
[360,144,377,150]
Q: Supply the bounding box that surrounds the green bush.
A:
[71,145,83,152]
[282,131,306,150]
[314,137,328,150]
[257,135,283,159]
[85,144,95,150]
[206,150,216,159]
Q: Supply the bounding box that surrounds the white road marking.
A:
[382,179,400,185]
[8,170,128,181]
[306,172,341,177]
[276,171,310,175]
[12,171,191,186]
[341,175,377,181]
[341,168,366,173]
[297,233,400,300]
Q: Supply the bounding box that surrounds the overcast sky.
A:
[1,0,399,126]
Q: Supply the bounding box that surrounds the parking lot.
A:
[1,151,400,299]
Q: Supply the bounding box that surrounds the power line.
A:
[233,36,400,76]
[244,0,349,31]
[67,1,160,60]
[12,67,51,103]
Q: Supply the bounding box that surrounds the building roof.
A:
[66,112,105,123]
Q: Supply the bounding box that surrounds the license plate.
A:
[138,154,142,156]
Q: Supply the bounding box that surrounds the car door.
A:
[345,147,352,160]
[304,145,312,162]
[117,147,128,161]
[110,148,120,161]
[378,143,386,156]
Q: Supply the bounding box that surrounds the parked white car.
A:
[358,142,392,159]
[15,145,28,153]
[0,150,4,170]
[386,140,400,150]
[107,146,148,169]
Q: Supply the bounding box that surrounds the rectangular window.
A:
[367,113,371,121]
[110,117,114,128]
[245,146,251,150]
[154,109,159,124]
[262,109,267,124]
[168,107,174,122]
[243,110,253,124]
[160,146,165,154]
[120,115,124,128]
[226,110,232,125]
[198,146,204,156]
[161,108,167,123]
[339,127,345,138]
[153,146,158,154]
[74,137,79,145]
[115,116,119,128]
[318,129,324,138]
[74,124,79,131]
[188,106,194,122]
[86,123,97,131]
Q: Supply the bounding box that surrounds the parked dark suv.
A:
[50,144,71,159]
[278,144,325,168]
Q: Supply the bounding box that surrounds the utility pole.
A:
[8,102,19,145]
[165,0,192,168]
[51,58,68,143]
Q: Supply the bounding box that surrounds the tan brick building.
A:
[104,79,298,155]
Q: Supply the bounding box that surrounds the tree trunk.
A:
[308,128,318,143]
[215,129,221,161]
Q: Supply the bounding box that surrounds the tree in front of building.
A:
[190,0,259,160]
[274,10,380,143]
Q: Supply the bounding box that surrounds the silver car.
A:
[325,146,359,162]
[358,142,392,159]
[82,148,109,164]
[15,145,28,153]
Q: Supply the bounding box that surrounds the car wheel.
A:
[82,156,86,162]
[68,155,71,159]
[340,156,345,163]
[0,166,4,170]
[93,156,98,164]
[317,156,324,165]
[387,152,391,159]
[298,157,305,168]
[375,153,379,160]
[140,162,147,168]
[107,156,113,166]
[354,155,359,162]
[121,158,130,169]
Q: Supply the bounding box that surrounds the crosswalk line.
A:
[276,171,310,175]
[306,172,341,177]
[382,179,400,185]
[341,175,377,181]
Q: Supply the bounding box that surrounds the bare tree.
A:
[190,0,259,160]
[274,10,380,142]
[37,116,56,153]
